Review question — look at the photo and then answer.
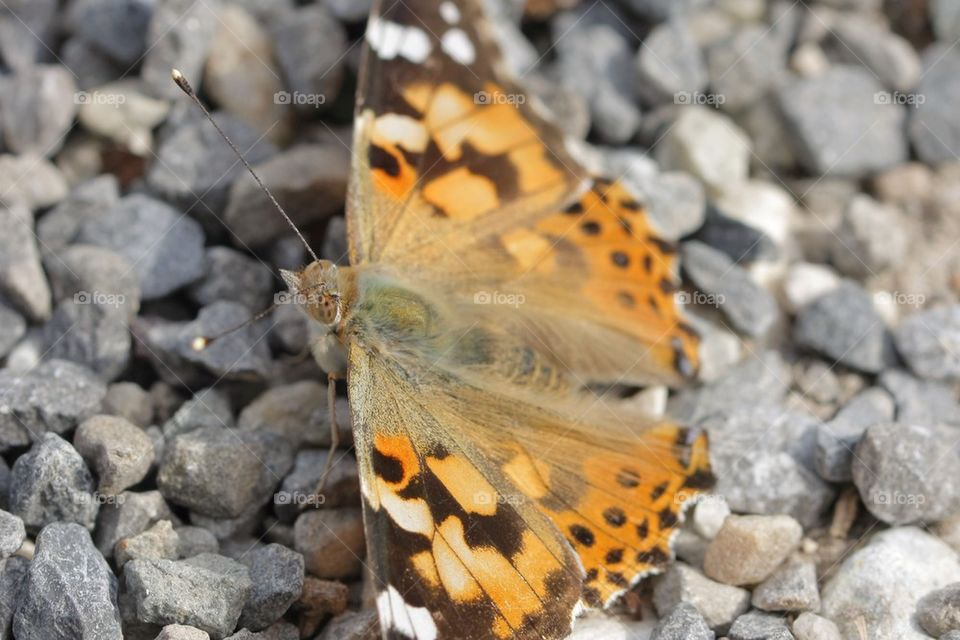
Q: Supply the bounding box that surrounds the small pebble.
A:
[0,510,26,558]
[294,508,365,579]
[124,553,252,639]
[825,14,921,92]
[815,387,895,482]
[894,304,960,382]
[13,522,122,640]
[915,582,960,637]
[188,247,275,312]
[94,490,176,557]
[157,427,294,519]
[705,24,787,113]
[237,543,305,631]
[156,625,212,640]
[728,610,794,640]
[691,497,730,540]
[0,64,77,157]
[879,369,960,427]
[635,18,707,106]
[0,556,30,638]
[238,381,348,449]
[829,195,907,279]
[703,515,803,586]
[40,298,131,381]
[66,0,153,67]
[101,382,153,429]
[175,526,220,559]
[275,449,360,520]
[791,612,841,640]
[0,154,68,209]
[909,45,960,165]
[271,5,348,113]
[224,622,299,640]
[649,602,714,640]
[652,563,751,632]
[713,182,792,253]
[9,433,99,532]
[140,0,219,101]
[297,577,349,638]
[317,610,379,640]
[0,202,52,322]
[751,560,820,612]
[0,303,26,359]
[163,388,234,439]
[115,519,179,567]
[74,414,156,495]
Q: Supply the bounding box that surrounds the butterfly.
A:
[279,1,714,638]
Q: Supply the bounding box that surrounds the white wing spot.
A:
[377,585,438,640]
[367,17,432,64]
[441,28,475,66]
[440,1,461,24]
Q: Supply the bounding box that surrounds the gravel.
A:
[0,510,25,558]
[652,563,751,632]
[649,602,714,640]
[237,543,304,631]
[751,560,820,612]
[73,414,155,495]
[703,515,803,586]
[894,304,960,381]
[0,203,52,322]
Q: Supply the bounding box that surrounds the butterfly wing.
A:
[348,0,698,385]
[348,341,712,640]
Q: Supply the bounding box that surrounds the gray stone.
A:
[0,65,77,157]
[650,602,714,640]
[932,0,960,42]
[157,427,294,519]
[825,15,921,92]
[704,515,802,586]
[706,24,787,113]
[655,107,751,195]
[909,45,960,165]
[894,305,960,382]
[0,0,58,71]
[66,0,153,66]
[0,556,29,640]
[94,490,176,557]
[317,610,379,640]
[272,5,347,114]
[189,249,274,313]
[737,95,797,172]
[853,422,959,525]
[124,553,252,639]
[816,387,895,482]
[794,281,895,374]
[76,81,170,155]
[43,244,141,321]
[681,241,778,337]
[0,511,25,558]
[777,66,908,177]
[294,508,365,580]
[238,381,348,449]
[791,613,841,640]
[13,523,122,640]
[275,449,360,521]
[669,350,790,423]
[0,203,51,322]
[553,21,640,143]
[728,611,794,640]
[237,544,304,631]
[135,302,273,386]
[829,195,907,278]
[915,582,960,637]
[60,37,123,91]
[175,526,219,559]
[141,0,218,100]
[40,300,131,381]
[163,389,234,438]
[223,145,349,249]
[652,563,751,632]
[146,112,276,221]
[879,369,960,427]
[821,527,960,640]
[77,194,205,301]
[8,433,99,532]
[156,625,211,640]
[693,205,778,265]
[115,519,179,567]
[0,304,25,359]
[36,175,120,256]
[102,383,153,429]
[225,623,298,640]
[74,415,155,496]
[636,18,707,106]
[0,154,68,211]
[752,561,820,612]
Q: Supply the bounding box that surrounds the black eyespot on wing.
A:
[369,144,401,177]
[569,524,595,548]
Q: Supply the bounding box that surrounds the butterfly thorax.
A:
[282,260,356,328]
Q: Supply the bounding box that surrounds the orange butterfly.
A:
[278,1,713,638]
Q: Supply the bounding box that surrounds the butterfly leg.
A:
[314,371,341,495]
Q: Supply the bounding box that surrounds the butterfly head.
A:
[281,260,343,326]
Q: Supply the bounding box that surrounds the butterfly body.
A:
[282,1,715,638]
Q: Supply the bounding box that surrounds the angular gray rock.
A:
[66,0,153,66]
[728,611,794,640]
[43,244,141,321]
[915,582,960,637]
[650,602,714,640]
[894,305,960,382]
[0,203,51,322]
[101,382,153,429]
[652,563,751,632]
[791,613,841,640]
[777,66,908,177]
[0,65,77,157]
[124,553,252,639]
[74,415,155,495]
[114,519,179,567]
[794,281,896,374]
[40,299,131,381]
[879,369,960,427]
[237,543,304,631]
[752,561,820,612]
[188,247,275,312]
[909,45,960,165]
[815,387,895,482]
[0,510,25,558]
[703,515,803,586]
[163,388,234,438]
[272,5,347,113]
[94,490,176,557]
[0,303,25,359]
[636,18,707,106]
[140,0,219,100]
[8,433,99,532]
[157,427,294,519]
[825,15,921,92]
[13,523,122,640]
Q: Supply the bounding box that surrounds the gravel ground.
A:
[1,0,959,639]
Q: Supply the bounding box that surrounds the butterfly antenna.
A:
[191,301,281,352]
[170,69,319,263]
